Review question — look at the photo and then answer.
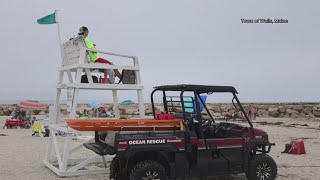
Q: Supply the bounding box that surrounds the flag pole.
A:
[55,10,62,46]
[55,9,64,64]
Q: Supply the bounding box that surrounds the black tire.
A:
[130,160,167,180]
[110,157,128,180]
[246,154,277,180]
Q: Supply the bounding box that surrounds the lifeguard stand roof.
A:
[153,84,238,94]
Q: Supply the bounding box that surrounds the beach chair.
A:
[61,36,139,85]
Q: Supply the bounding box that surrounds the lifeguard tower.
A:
[43,35,145,176]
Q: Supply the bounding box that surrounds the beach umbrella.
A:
[120,100,135,105]
[18,100,46,110]
[89,101,103,109]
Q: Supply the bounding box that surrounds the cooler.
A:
[290,139,306,154]
[156,113,174,120]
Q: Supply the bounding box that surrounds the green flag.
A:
[37,12,56,24]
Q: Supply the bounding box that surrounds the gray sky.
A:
[0,0,319,103]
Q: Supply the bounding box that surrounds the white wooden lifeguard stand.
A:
[43,36,145,177]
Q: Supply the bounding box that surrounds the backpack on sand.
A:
[118,70,136,84]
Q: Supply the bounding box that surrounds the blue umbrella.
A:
[120,100,135,105]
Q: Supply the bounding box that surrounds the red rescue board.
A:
[65,118,183,131]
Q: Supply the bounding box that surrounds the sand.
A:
[0,116,319,180]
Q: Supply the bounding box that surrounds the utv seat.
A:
[203,125,216,139]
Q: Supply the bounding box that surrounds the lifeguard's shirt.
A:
[84,37,99,62]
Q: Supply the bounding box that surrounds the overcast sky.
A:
[0,0,319,103]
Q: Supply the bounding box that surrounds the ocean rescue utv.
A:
[67,84,278,180]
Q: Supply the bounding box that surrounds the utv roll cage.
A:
[150,84,254,136]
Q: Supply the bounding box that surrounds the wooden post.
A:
[112,90,120,118]
[61,133,72,171]
[53,71,64,124]
[133,57,145,118]
[70,68,82,118]
[137,90,145,118]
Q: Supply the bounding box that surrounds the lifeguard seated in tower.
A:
[78,26,122,84]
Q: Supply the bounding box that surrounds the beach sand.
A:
[0,116,319,180]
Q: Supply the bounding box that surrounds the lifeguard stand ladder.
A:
[43,36,145,177]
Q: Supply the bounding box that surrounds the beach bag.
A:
[281,144,292,154]
[44,128,50,137]
[81,75,98,83]
[290,139,306,154]
[118,70,136,84]
[281,139,306,154]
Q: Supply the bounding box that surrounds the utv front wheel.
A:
[130,161,167,180]
[110,157,128,180]
[246,154,277,180]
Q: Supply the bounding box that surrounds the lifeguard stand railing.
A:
[43,36,145,177]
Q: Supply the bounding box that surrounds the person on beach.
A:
[252,106,257,120]
[78,26,122,83]
[31,117,36,125]
[99,107,107,117]
[32,118,43,137]
[19,110,26,121]
[247,105,256,120]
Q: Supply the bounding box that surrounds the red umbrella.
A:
[18,100,46,110]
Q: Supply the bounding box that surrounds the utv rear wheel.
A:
[246,154,277,180]
[130,160,167,180]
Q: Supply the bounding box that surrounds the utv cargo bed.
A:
[65,118,183,131]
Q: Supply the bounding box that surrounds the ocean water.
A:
[0,100,103,105]
[1,100,318,105]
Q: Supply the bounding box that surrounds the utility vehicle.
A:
[80,84,277,180]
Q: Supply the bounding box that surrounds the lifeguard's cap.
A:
[78,26,88,35]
